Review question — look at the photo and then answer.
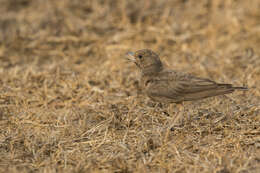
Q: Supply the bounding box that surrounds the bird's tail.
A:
[182,83,248,101]
[232,86,248,90]
[217,84,248,91]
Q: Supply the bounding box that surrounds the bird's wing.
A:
[146,70,233,102]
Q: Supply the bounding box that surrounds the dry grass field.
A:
[0,0,260,172]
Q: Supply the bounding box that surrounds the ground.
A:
[0,0,260,172]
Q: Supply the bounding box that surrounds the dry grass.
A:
[0,0,260,172]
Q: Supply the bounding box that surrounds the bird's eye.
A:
[138,55,143,59]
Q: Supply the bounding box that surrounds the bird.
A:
[126,49,247,103]
[126,49,247,126]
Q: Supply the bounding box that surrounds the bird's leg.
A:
[182,101,189,124]
[155,102,163,110]
[172,103,185,127]
[166,104,173,117]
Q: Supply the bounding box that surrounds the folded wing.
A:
[146,71,240,103]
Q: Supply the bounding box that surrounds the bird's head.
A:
[126,49,163,75]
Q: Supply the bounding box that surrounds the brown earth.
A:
[0,0,260,172]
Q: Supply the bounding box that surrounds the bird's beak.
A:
[125,52,136,62]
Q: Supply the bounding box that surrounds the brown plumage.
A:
[126,49,247,103]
